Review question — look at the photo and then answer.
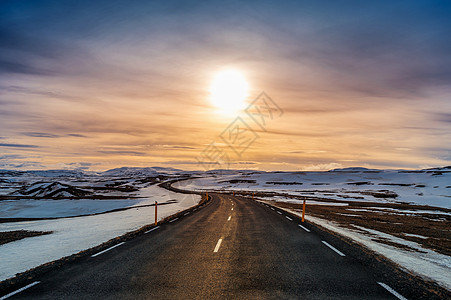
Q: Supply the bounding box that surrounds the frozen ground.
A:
[175,167,451,209]
[1,166,449,287]
[0,184,196,219]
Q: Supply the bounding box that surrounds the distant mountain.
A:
[0,169,87,177]
[101,167,183,177]
[329,167,379,172]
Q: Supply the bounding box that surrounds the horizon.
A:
[1,164,450,173]
[1,1,450,171]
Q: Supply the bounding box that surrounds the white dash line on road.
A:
[228,216,231,221]
[0,281,40,300]
[231,207,234,211]
[169,218,178,223]
[92,242,125,257]
[145,226,160,234]
[277,211,282,215]
[285,216,293,221]
[271,207,275,210]
[298,225,310,232]
[184,212,190,216]
[214,238,223,252]
[377,282,408,300]
[322,241,346,257]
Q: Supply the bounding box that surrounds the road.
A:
[3,193,408,299]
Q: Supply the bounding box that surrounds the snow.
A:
[402,233,428,239]
[346,207,451,216]
[259,197,349,206]
[0,184,199,219]
[101,167,182,177]
[0,184,200,281]
[0,199,141,218]
[175,168,451,209]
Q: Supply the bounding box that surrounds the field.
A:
[1,166,449,290]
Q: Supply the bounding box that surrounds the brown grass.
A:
[0,230,53,245]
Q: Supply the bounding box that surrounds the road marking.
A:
[271,207,275,210]
[285,216,293,221]
[277,211,282,215]
[228,216,231,221]
[214,238,223,252]
[322,241,346,257]
[377,282,408,300]
[298,225,310,232]
[92,242,125,257]
[0,281,40,300]
[145,226,160,234]
[184,212,190,216]
[231,207,233,211]
[169,218,178,223]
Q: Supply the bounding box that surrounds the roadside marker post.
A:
[302,198,306,222]
[155,201,158,225]
[252,192,254,200]
[206,192,208,200]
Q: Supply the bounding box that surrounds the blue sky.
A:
[1,0,450,170]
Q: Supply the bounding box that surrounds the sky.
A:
[1,0,450,171]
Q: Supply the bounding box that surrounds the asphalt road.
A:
[3,194,408,299]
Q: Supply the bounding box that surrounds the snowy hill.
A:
[175,167,451,209]
[11,182,92,198]
[101,167,183,177]
[0,169,87,178]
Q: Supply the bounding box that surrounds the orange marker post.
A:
[155,201,158,225]
[302,198,306,222]
[252,192,254,200]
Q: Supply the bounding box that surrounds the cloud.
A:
[62,162,100,170]
[0,85,83,102]
[98,150,147,156]
[23,132,60,138]
[302,163,343,171]
[67,133,87,138]
[0,161,43,169]
[0,60,55,76]
[0,143,40,148]
[0,154,26,160]
[162,145,197,150]
[435,113,451,124]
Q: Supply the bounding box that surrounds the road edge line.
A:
[377,282,408,300]
[0,281,40,300]
[322,241,346,257]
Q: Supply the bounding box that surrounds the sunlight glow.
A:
[210,69,249,113]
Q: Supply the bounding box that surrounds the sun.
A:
[210,69,249,113]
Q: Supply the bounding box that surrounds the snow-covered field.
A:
[0,168,200,281]
[1,166,449,289]
[175,167,451,209]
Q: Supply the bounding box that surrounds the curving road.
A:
[3,193,411,299]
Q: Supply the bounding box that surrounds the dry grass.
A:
[0,230,53,245]
[273,200,451,256]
